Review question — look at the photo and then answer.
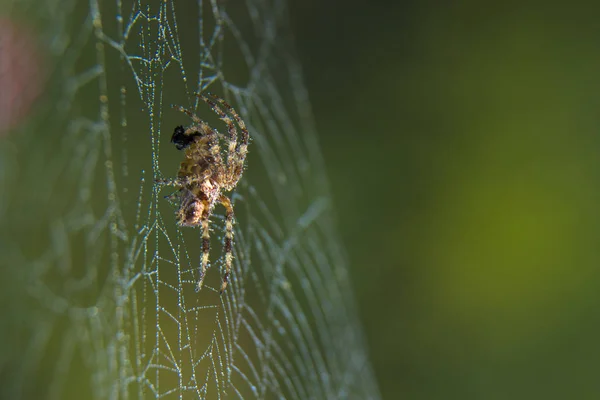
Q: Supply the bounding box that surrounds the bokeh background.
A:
[290,1,600,398]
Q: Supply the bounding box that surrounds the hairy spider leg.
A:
[199,95,238,169]
[154,177,183,186]
[197,205,211,292]
[219,194,235,294]
[171,104,204,126]
[210,94,250,188]
[155,173,210,188]
[211,95,249,154]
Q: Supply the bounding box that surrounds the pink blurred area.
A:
[0,17,44,135]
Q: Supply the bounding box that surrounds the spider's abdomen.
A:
[176,189,205,227]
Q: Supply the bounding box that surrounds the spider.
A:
[156,93,249,293]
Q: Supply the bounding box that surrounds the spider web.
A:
[0,0,380,399]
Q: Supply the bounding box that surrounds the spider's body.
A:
[157,94,249,293]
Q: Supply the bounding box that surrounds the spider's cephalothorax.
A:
[156,93,250,293]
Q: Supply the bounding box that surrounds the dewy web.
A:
[0,0,381,399]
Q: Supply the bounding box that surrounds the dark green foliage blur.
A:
[291,1,600,398]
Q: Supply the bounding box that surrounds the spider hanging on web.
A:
[156,93,250,293]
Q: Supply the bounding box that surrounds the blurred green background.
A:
[290,1,600,398]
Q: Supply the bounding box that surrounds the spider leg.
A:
[196,94,248,188]
[155,177,185,187]
[198,94,238,159]
[155,175,207,187]
[218,194,235,294]
[210,94,250,163]
[196,206,211,292]
[171,104,203,125]
[198,95,239,189]
[207,94,250,189]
